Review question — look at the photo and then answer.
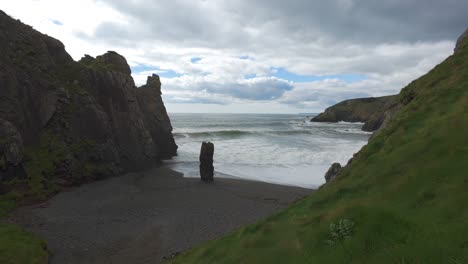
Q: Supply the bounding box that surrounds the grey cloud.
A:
[90,0,468,48]
[281,89,370,106]
[163,95,227,105]
[88,0,246,48]
[164,77,293,101]
[206,80,293,100]
[78,0,466,111]
[228,0,468,43]
[79,0,465,81]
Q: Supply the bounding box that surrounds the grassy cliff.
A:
[311,95,399,132]
[170,39,468,263]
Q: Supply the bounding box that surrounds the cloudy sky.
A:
[3,1,467,113]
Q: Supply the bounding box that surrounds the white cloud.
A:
[1,1,465,113]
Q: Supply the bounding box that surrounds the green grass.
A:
[0,132,100,263]
[0,224,48,264]
[0,133,59,263]
[169,43,468,263]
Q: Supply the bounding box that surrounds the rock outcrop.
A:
[0,10,177,192]
[454,28,468,54]
[0,119,27,192]
[137,74,178,159]
[311,95,400,132]
[199,142,214,182]
[324,163,342,183]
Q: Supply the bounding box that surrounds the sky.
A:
[2,0,468,113]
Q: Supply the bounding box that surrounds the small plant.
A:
[325,218,355,260]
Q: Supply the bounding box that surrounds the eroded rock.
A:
[0,119,26,192]
[324,163,342,183]
[137,74,178,159]
[199,142,214,182]
[0,10,177,188]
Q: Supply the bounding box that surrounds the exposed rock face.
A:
[324,163,342,183]
[312,95,400,132]
[137,74,178,159]
[0,119,26,191]
[0,10,177,191]
[454,28,468,54]
[199,142,214,182]
[96,51,132,75]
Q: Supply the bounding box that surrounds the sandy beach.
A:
[9,167,312,264]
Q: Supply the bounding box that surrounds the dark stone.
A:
[137,74,178,159]
[96,51,132,75]
[324,163,342,183]
[0,119,23,166]
[199,142,214,182]
[0,119,26,193]
[0,11,177,187]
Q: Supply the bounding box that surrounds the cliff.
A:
[171,28,468,263]
[0,10,177,195]
[311,95,400,132]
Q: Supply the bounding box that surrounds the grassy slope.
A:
[0,224,48,264]
[170,46,468,262]
[0,194,47,263]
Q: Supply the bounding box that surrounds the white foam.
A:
[166,114,369,188]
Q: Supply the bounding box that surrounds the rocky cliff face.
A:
[311,95,400,132]
[0,10,177,194]
[136,74,178,159]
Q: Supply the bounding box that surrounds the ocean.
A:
[164,113,370,189]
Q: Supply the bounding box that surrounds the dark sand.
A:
[10,167,312,264]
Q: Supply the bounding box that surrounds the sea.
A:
[164,113,371,189]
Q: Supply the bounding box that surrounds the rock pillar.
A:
[199,142,214,182]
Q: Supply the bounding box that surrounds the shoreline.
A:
[164,160,324,189]
[9,166,312,264]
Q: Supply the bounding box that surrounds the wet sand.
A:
[10,167,313,264]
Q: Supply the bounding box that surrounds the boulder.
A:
[324,163,342,183]
[199,142,214,182]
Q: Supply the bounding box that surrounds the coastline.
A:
[164,161,324,189]
[168,113,371,189]
[9,166,312,264]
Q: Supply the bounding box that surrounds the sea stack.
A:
[199,142,214,182]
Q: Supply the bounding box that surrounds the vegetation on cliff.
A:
[170,32,468,263]
[311,95,399,132]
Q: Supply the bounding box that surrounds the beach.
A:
[9,167,312,264]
